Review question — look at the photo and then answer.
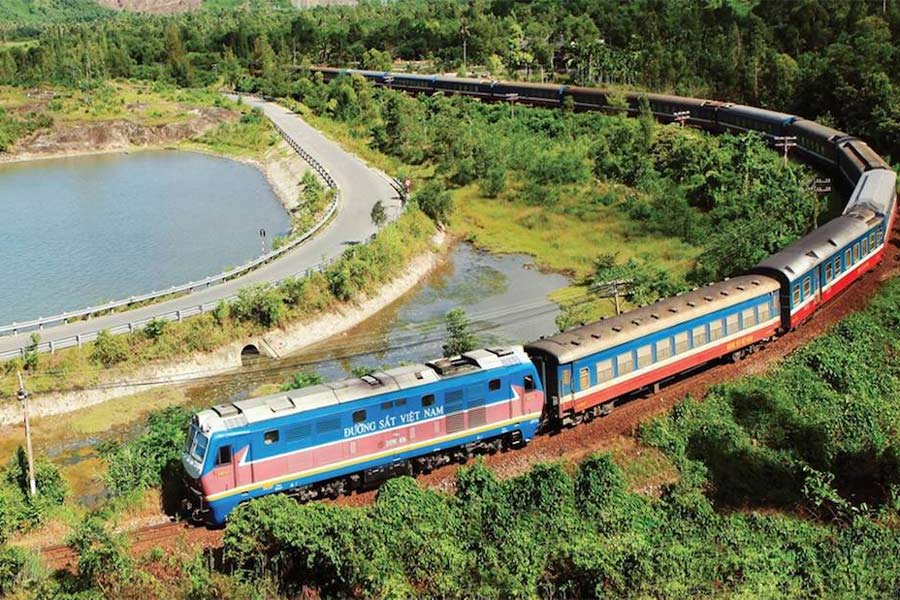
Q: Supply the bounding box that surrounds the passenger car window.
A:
[824,262,833,283]
[742,308,756,328]
[854,244,860,262]
[596,360,613,383]
[862,238,868,255]
[802,278,812,297]
[216,445,231,466]
[845,249,852,266]
[726,314,740,334]
[263,430,279,445]
[579,367,590,389]
[489,379,501,391]
[353,410,366,423]
[655,339,671,361]
[617,353,634,376]
[674,332,689,354]
[637,345,652,369]
[759,302,770,322]
[561,369,571,386]
[792,286,801,305]
[693,325,706,347]
[709,319,724,341]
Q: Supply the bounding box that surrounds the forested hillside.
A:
[0,0,897,158]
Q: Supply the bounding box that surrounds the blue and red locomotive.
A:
[184,70,897,524]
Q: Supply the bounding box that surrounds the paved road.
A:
[0,97,398,359]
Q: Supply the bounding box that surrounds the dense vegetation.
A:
[0,0,898,159]
[291,73,818,327]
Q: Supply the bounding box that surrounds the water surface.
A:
[0,150,291,324]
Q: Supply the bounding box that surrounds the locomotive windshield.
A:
[186,423,209,463]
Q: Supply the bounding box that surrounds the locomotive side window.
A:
[422,394,435,407]
[596,360,613,383]
[489,379,501,392]
[216,445,232,466]
[381,401,393,410]
[263,430,279,445]
[396,398,407,407]
[710,320,724,341]
[524,375,536,391]
[637,345,652,369]
[352,410,367,424]
[674,332,689,354]
[617,353,634,376]
[693,325,707,347]
[579,368,590,390]
[792,286,801,306]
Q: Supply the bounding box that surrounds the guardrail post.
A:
[176,310,182,322]
[49,341,54,354]
[198,304,204,314]
[128,323,134,333]
[76,335,82,348]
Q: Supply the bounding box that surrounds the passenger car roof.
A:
[750,211,878,284]
[524,275,779,364]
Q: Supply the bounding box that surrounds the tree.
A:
[164,22,193,87]
[231,285,283,328]
[281,371,324,391]
[413,180,453,225]
[23,333,40,372]
[91,330,128,367]
[442,308,477,358]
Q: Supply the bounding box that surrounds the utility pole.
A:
[17,372,37,497]
[774,136,797,167]
[673,110,690,127]
[590,278,634,316]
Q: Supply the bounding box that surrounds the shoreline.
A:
[0,231,449,425]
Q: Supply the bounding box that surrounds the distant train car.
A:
[837,138,891,188]
[525,276,780,426]
[431,75,493,99]
[717,104,797,140]
[491,81,565,107]
[183,347,544,524]
[644,93,711,126]
[788,119,849,168]
[564,85,615,113]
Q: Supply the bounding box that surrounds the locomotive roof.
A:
[524,275,779,364]
[195,347,531,433]
[844,168,897,217]
[750,211,879,284]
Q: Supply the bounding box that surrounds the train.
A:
[183,69,897,525]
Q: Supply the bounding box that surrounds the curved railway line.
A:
[38,68,899,568]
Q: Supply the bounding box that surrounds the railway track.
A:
[38,223,899,570]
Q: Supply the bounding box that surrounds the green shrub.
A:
[91,330,129,367]
[230,285,283,328]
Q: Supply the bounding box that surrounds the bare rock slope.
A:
[97,0,355,13]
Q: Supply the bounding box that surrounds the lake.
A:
[0,150,291,325]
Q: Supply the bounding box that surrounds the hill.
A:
[0,0,111,24]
